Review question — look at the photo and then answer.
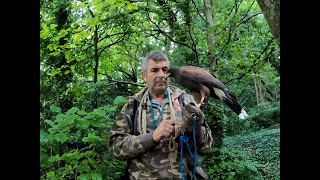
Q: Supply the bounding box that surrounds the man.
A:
[108,51,213,179]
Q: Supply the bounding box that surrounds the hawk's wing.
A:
[178,66,227,90]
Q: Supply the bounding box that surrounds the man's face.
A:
[142,59,170,95]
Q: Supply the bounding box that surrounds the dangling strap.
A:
[179,114,200,180]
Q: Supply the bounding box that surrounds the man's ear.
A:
[141,71,146,82]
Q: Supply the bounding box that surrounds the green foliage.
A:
[40,100,127,179]
[223,128,280,179]
[203,128,279,180]
[224,100,280,136]
[203,148,263,180]
[245,101,280,130]
[41,0,280,178]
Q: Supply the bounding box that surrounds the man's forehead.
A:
[148,60,169,68]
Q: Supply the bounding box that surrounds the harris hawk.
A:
[166,66,248,120]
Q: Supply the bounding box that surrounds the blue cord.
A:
[179,113,199,180]
[193,116,199,179]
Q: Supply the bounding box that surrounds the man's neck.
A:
[150,92,164,99]
[149,90,167,105]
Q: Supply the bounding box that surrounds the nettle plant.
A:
[40,96,128,179]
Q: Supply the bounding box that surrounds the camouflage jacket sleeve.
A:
[108,98,157,160]
[181,93,214,155]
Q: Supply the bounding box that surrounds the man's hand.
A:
[152,120,182,142]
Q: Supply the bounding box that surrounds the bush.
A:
[201,128,279,180]
[224,100,280,136]
[202,148,263,180]
[223,128,280,179]
[40,96,128,179]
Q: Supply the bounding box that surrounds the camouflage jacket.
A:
[108,86,213,180]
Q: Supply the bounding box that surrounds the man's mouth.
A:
[155,81,166,85]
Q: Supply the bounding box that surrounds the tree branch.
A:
[224,37,274,85]
[191,0,206,22]
[104,76,145,87]
[98,36,125,57]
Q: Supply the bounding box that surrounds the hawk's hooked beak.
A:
[165,72,171,80]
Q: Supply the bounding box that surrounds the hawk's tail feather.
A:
[222,90,248,120]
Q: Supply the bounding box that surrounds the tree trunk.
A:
[92,25,99,109]
[256,0,280,44]
[54,4,74,112]
[203,0,223,148]
[253,75,260,105]
[204,0,216,73]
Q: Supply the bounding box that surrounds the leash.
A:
[179,113,199,180]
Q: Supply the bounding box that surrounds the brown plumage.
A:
[167,66,248,120]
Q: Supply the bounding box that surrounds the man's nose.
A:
[158,69,165,77]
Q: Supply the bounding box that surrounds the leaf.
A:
[107,106,117,113]
[115,172,122,175]
[55,133,69,143]
[45,120,55,127]
[48,154,61,163]
[56,113,65,122]
[91,173,102,180]
[76,118,90,128]
[82,133,98,143]
[77,110,87,116]
[75,55,86,61]
[40,130,49,143]
[40,31,49,39]
[49,51,60,57]
[46,171,55,178]
[50,105,61,113]
[113,96,128,105]
[64,70,71,74]
[127,4,138,11]
[93,109,106,116]
[61,150,81,162]
[71,65,75,72]
[47,44,57,51]
[77,174,90,180]
[50,24,58,30]
[66,107,79,115]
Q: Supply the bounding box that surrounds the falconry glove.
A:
[180,104,205,134]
